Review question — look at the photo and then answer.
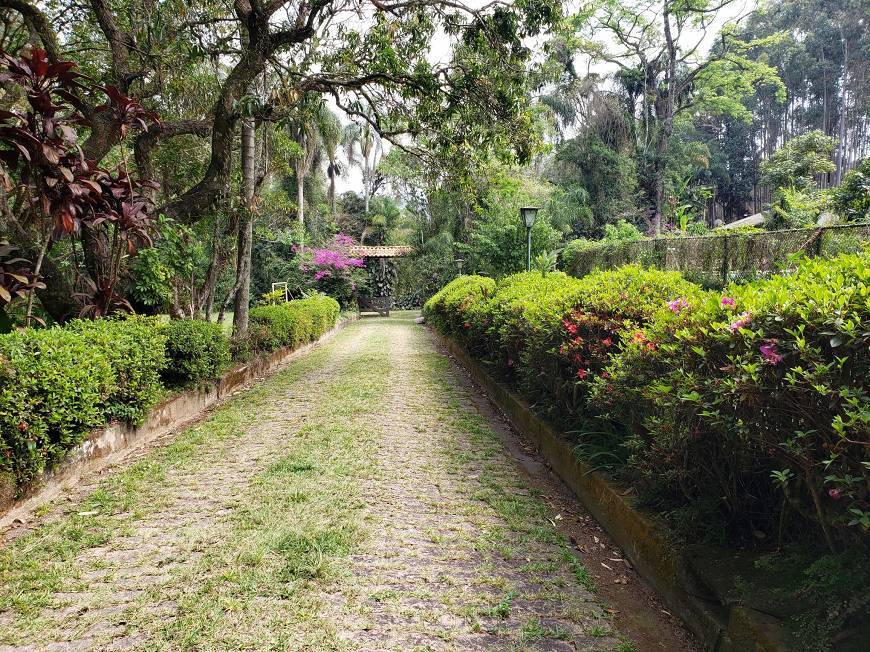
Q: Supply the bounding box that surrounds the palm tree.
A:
[318,109,342,216]
[342,119,382,215]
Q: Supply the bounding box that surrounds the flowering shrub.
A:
[427,253,869,551]
[298,234,365,308]
[590,252,869,547]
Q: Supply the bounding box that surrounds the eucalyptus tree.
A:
[580,0,784,232]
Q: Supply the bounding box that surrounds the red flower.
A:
[576,368,588,380]
[601,337,612,347]
[828,488,844,501]
[463,321,470,329]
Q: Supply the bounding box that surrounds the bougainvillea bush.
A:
[298,234,365,308]
[425,253,869,550]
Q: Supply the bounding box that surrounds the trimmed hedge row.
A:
[0,294,340,494]
[424,253,869,550]
[249,293,340,352]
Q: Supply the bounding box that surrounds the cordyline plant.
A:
[0,48,158,321]
[0,240,45,331]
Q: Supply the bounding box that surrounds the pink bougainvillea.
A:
[299,233,366,307]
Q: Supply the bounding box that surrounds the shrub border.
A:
[431,327,788,652]
[0,315,356,530]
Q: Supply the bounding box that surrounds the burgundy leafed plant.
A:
[0,48,159,319]
[0,240,44,307]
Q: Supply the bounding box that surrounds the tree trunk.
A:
[297,168,305,228]
[233,118,256,337]
[835,29,849,185]
[329,164,337,216]
[200,213,224,321]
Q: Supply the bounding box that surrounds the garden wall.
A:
[564,222,870,286]
[0,315,354,529]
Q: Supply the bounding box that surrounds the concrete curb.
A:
[432,328,787,652]
[1,316,356,530]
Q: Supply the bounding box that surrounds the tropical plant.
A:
[0,48,158,320]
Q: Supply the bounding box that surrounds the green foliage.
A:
[760,130,837,192]
[602,220,643,242]
[548,130,640,237]
[532,251,558,275]
[129,215,205,313]
[831,158,870,223]
[66,317,167,423]
[428,251,870,555]
[249,294,340,353]
[0,317,167,489]
[454,167,565,277]
[766,186,828,230]
[394,232,457,308]
[161,320,231,387]
[0,328,114,487]
[423,275,496,343]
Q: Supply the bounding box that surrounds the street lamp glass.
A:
[520,206,539,228]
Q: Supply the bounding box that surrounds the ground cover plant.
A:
[0,295,340,497]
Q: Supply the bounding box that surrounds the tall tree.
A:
[343,121,383,215]
[585,0,784,231]
[319,109,342,217]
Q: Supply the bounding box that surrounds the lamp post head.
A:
[520,206,539,229]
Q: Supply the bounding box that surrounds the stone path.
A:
[0,314,694,651]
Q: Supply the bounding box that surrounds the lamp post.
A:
[520,206,539,272]
[454,258,464,276]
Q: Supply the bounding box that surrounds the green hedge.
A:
[424,253,869,550]
[0,294,341,496]
[250,293,340,351]
[161,319,230,387]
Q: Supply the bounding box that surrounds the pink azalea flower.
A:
[729,312,752,333]
[721,296,735,307]
[759,339,783,365]
[667,297,689,313]
[828,488,843,501]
